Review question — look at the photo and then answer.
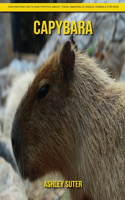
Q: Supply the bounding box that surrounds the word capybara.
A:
[11,40,125,200]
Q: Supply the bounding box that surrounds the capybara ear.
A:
[70,34,78,51]
[60,41,75,83]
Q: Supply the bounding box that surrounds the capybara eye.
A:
[37,84,50,100]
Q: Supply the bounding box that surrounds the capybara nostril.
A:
[12,137,16,152]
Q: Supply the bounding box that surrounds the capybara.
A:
[11,40,125,200]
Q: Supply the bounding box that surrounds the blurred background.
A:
[0,0,125,200]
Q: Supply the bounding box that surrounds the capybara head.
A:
[11,41,79,181]
[11,38,111,183]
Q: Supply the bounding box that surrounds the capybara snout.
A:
[11,111,21,159]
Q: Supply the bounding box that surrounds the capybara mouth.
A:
[13,153,31,180]
[17,163,34,181]
[21,171,35,181]
[20,169,41,182]
[16,158,42,182]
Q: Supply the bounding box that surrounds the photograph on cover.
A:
[0,1,125,200]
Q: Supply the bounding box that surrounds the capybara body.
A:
[11,41,125,200]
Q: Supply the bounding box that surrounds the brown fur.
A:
[11,41,125,200]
